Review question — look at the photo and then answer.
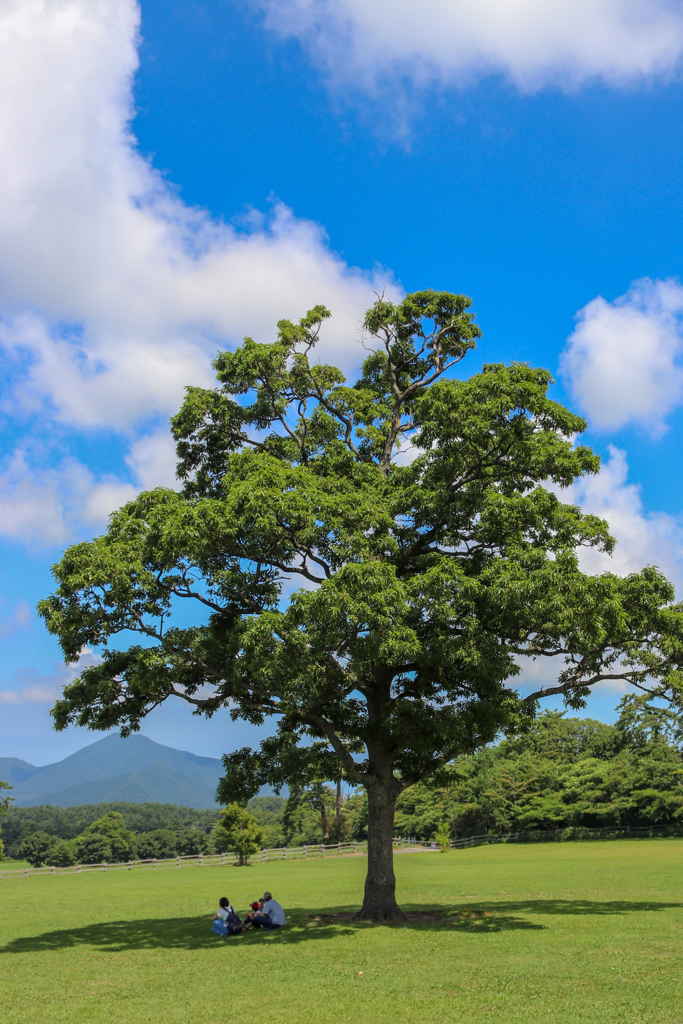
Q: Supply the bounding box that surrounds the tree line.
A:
[8,801,279,868]
[5,700,680,866]
[393,701,683,840]
[9,810,215,867]
[270,702,683,845]
[0,801,220,861]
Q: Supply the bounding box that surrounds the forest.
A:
[2,701,682,865]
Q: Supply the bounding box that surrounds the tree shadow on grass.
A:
[3,899,681,954]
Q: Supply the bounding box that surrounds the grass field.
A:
[1,840,682,1024]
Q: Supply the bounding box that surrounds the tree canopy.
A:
[39,290,683,918]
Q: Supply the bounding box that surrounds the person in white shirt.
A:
[251,891,286,930]
[211,897,243,936]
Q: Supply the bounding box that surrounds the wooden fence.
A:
[0,838,428,880]
[447,823,683,850]
[4,825,677,880]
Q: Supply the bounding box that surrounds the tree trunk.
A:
[335,779,342,841]
[356,782,405,921]
[320,797,329,843]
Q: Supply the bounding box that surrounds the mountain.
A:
[0,757,41,788]
[18,764,218,809]
[1,735,223,809]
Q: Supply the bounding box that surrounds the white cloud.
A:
[0,430,186,547]
[257,0,683,96]
[0,650,101,706]
[0,447,137,545]
[21,684,63,703]
[0,681,61,704]
[0,683,60,704]
[0,600,32,637]
[0,0,399,545]
[561,278,683,433]
[564,444,683,588]
[125,431,178,491]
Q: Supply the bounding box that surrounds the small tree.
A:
[434,822,451,852]
[40,291,683,919]
[212,804,265,865]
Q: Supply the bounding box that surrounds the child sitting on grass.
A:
[243,899,263,930]
[211,897,243,936]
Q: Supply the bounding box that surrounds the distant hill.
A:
[0,757,41,788]
[0,735,223,809]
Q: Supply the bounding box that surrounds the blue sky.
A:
[2,0,683,765]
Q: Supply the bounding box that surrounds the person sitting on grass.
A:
[243,900,263,929]
[251,891,286,930]
[212,897,243,936]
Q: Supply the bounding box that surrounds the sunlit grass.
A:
[1,839,682,1023]
[1,859,30,871]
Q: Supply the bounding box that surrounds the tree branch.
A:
[170,588,224,613]
[523,670,659,704]
[268,559,327,585]
[171,687,219,708]
[300,709,366,785]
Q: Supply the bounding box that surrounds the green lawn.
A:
[1,840,682,1023]
[2,859,31,871]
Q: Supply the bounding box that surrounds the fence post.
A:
[199,854,203,867]
[262,848,266,862]
[176,856,180,868]
[303,845,306,858]
[24,868,28,878]
[51,865,55,876]
[103,861,107,873]
[152,858,157,870]
[282,847,286,860]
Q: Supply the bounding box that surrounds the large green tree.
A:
[39,291,683,919]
